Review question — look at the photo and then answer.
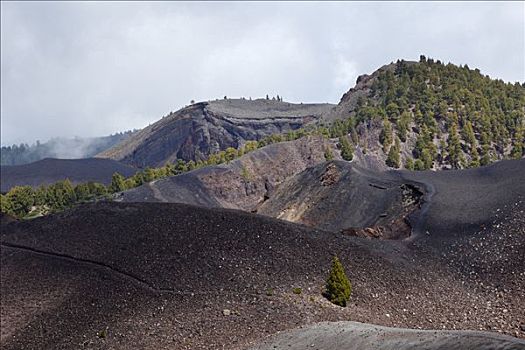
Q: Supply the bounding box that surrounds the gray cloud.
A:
[1,1,523,145]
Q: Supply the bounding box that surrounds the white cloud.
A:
[1,1,523,145]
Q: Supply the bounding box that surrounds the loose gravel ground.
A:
[1,195,524,349]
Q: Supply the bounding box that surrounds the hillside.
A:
[120,144,524,240]
[98,99,333,168]
[1,57,524,349]
[120,136,338,211]
[1,200,524,349]
[257,161,422,237]
[99,58,524,173]
[325,57,524,170]
[259,159,525,236]
[0,158,138,193]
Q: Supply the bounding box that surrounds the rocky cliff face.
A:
[99,99,333,168]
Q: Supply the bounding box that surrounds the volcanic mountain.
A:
[98,99,333,168]
[99,59,524,172]
[2,57,524,349]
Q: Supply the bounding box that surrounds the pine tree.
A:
[397,111,411,142]
[33,185,48,206]
[6,186,34,217]
[339,136,354,161]
[386,137,401,168]
[479,131,492,166]
[480,144,492,166]
[510,126,524,159]
[325,256,352,307]
[143,167,156,182]
[447,120,463,168]
[225,147,238,162]
[405,157,415,170]
[414,159,425,171]
[324,147,334,161]
[380,119,393,152]
[0,194,14,216]
[462,120,476,148]
[74,183,91,202]
[469,146,480,168]
[109,172,126,193]
[421,148,433,169]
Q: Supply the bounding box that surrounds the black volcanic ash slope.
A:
[0,158,138,192]
[401,158,525,238]
[257,160,422,236]
[1,200,524,349]
[259,159,525,238]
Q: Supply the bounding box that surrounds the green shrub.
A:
[405,157,415,170]
[240,166,251,181]
[324,147,334,161]
[292,287,302,295]
[339,136,354,161]
[97,329,107,339]
[325,256,352,307]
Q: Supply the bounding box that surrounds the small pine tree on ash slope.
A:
[325,256,352,307]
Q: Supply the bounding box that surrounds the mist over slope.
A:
[0,132,134,166]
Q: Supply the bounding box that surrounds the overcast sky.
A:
[1,1,524,145]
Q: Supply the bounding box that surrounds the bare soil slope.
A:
[1,199,524,349]
[399,159,525,238]
[0,158,138,192]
